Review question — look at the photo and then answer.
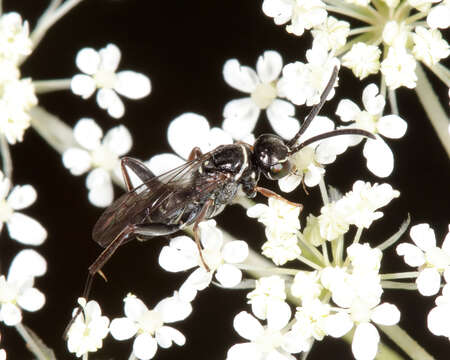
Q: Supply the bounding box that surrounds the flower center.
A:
[255,328,283,353]
[0,199,13,223]
[93,69,117,89]
[91,145,118,171]
[251,82,277,109]
[139,310,164,334]
[355,111,378,133]
[426,247,450,270]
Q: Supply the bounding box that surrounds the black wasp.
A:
[80,67,375,303]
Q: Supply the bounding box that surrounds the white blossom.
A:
[336,84,407,177]
[159,220,249,301]
[223,50,299,140]
[277,40,340,107]
[0,13,32,64]
[427,0,450,29]
[397,224,450,296]
[311,17,350,51]
[302,214,326,246]
[427,271,450,338]
[291,271,322,301]
[412,26,450,67]
[0,250,46,326]
[342,43,381,80]
[110,293,190,360]
[62,118,132,207]
[227,305,303,360]
[262,0,327,37]
[66,298,109,358]
[380,46,418,90]
[71,44,151,118]
[0,172,47,245]
[247,276,287,320]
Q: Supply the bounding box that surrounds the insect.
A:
[78,67,375,307]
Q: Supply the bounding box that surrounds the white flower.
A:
[110,293,190,360]
[427,273,450,338]
[427,0,450,29]
[311,16,350,51]
[262,0,327,37]
[62,118,132,207]
[71,44,151,118]
[0,75,37,145]
[247,276,287,320]
[291,271,323,301]
[159,220,249,300]
[147,113,234,176]
[227,305,303,360]
[336,84,407,177]
[223,50,299,140]
[342,43,381,80]
[318,201,350,241]
[412,26,450,67]
[302,214,326,246]
[347,243,382,273]
[277,40,340,107]
[397,223,450,296]
[66,298,109,358]
[0,13,32,64]
[380,45,418,89]
[0,172,47,245]
[0,249,46,326]
[262,232,302,265]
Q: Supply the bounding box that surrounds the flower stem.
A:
[378,324,434,360]
[429,63,450,87]
[381,271,418,280]
[0,134,12,180]
[15,323,51,360]
[33,79,72,94]
[297,254,323,271]
[319,177,329,204]
[377,215,410,251]
[380,280,417,290]
[388,88,399,115]
[415,63,450,157]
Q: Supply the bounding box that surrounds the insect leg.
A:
[121,156,155,191]
[193,199,214,272]
[255,186,303,211]
[187,147,203,161]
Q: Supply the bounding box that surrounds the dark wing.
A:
[92,153,224,247]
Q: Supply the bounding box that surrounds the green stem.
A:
[378,324,435,360]
[381,280,417,290]
[429,63,450,87]
[381,271,418,280]
[33,79,72,94]
[15,323,51,360]
[377,214,410,251]
[414,63,450,158]
[0,134,12,180]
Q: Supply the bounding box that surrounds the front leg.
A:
[255,186,303,211]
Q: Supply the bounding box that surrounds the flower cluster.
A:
[262,0,450,90]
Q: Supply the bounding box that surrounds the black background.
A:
[1,0,449,359]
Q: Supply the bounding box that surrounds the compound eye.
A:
[269,161,290,180]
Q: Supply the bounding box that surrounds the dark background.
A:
[1,0,449,359]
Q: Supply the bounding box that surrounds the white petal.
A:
[62,148,92,175]
[155,293,192,323]
[86,168,114,207]
[324,312,353,338]
[266,301,291,331]
[352,323,380,360]
[304,165,323,187]
[427,304,450,336]
[410,223,436,250]
[115,71,151,99]
[205,127,234,151]
[336,99,360,122]
[17,288,45,312]
[159,236,198,272]
[133,333,158,360]
[99,44,121,72]
[216,264,242,287]
[96,88,125,118]
[7,212,47,245]
[371,303,400,326]
[7,185,36,210]
[103,125,133,156]
[70,74,96,99]
[233,311,264,341]
[167,113,210,159]
[257,51,283,83]
[223,59,259,93]
[155,326,185,348]
[278,174,301,193]
[227,343,262,360]
[267,100,299,140]
[363,138,394,177]
[76,48,100,75]
[124,295,148,321]
[73,118,103,150]
[396,243,425,267]
[362,84,385,115]
[223,98,260,140]
[246,203,269,218]
[146,153,185,176]
[110,317,138,340]
[0,303,22,326]
[377,115,407,139]
[416,268,441,296]
[222,240,249,263]
[183,267,213,291]
[8,249,47,280]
